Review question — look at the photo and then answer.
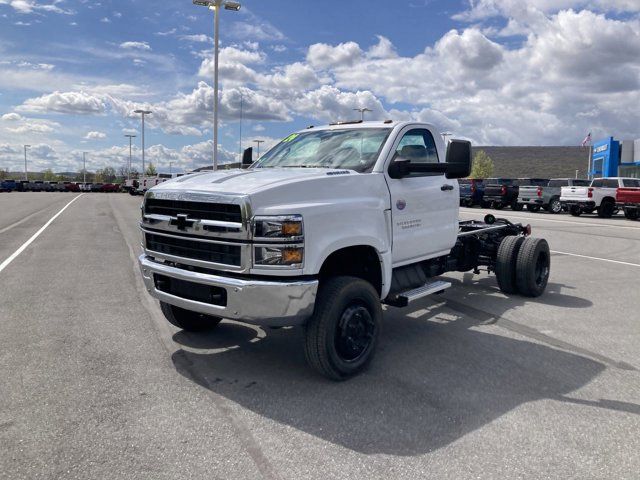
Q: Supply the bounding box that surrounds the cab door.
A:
[385,127,458,266]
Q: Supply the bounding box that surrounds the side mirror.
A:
[242,147,254,167]
[445,140,472,179]
[388,158,410,179]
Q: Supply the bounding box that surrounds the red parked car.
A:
[100,183,121,193]
[616,180,640,220]
[65,182,80,192]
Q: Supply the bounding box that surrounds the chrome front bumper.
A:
[138,255,318,327]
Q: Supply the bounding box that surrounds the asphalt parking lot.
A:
[1,192,639,479]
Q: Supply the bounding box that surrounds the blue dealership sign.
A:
[591,137,619,177]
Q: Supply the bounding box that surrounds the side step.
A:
[384,280,451,308]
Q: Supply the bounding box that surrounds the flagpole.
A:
[586,144,592,180]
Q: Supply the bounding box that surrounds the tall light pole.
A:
[238,91,243,164]
[193,0,241,171]
[169,161,173,176]
[253,139,264,159]
[82,151,88,185]
[134,109,152,190]
[125,134,136,181]
[353,107,372,121]
[23,144,30,181]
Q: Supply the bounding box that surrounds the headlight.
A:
[254,245,304,268]
[253,215,303,241]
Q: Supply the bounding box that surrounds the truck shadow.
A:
[170,277,637,456]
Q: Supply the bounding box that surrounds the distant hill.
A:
[473,146,590,179]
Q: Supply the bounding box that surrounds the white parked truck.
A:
[560,177,638,217]
[138,121,550,380]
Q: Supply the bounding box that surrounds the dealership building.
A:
[590,137,640,178]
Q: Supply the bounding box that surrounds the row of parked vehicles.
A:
[460,177,640,219]
[0,179,121,193]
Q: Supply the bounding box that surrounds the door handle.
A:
[441,184,454,191]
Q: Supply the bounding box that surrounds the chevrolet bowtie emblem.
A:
[170,214,196,231]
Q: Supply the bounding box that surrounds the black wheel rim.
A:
[335,302,375,362]
[534,251,550,286]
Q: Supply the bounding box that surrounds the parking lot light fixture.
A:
[353,108,372,121]
[193,0,241,171]
[253,139,264,159]
[134,110,152,191]
[23,145,30,181]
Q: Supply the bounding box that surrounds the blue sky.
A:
[0,0,639,173]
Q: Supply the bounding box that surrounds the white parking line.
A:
[551,250,640,268]
[0,194,84,274]
[459,209,640,231]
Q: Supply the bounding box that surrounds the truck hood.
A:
[151,168,353,196]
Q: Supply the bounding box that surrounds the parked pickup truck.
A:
[518,178,590,214]
[615,179,640,219]
[0,179,17,192]
[561,177,639,217]
[458,178,485,207]
[138,121,550,380]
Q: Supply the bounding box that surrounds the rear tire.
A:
[624,208,639,220]
[526,204,541,212]
[304,276,381,381]
[495,236,524,294]
[160,302,222,332]
[569,205,582,216]
[516,238,550,297]
[512,201,524,211]
[597,200,615,218]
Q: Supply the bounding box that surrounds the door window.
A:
[395,129,439,176]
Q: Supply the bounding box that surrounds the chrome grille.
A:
[144,199,241,223]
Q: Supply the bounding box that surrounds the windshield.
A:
[253,128,391,173]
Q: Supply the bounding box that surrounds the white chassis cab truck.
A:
[138,121,550,380]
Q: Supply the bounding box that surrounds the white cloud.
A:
[229,21,286,42]
[307,41,363,69]
[119,41,151,51]
[17,91,107,114]
[179,34,212,43]
[0,0,74,15]
[84,131,106,139]
[1,113,22,121]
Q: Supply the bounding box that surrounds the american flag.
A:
[581,132,592,147]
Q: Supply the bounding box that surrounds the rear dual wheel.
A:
[496,237,550,297]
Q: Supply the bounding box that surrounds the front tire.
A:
[546,198,562,214]
[516,238,550,297]
[160,302,222,332]
[304,276,381,381]
[624,208,639,220]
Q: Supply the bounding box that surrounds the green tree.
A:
[0,168,8,180]
[101,166,116,182]
[42,169,59,181]
[145,163,157,176]
[469,150,494,178]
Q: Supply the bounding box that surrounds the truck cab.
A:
[138,121,549,379]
